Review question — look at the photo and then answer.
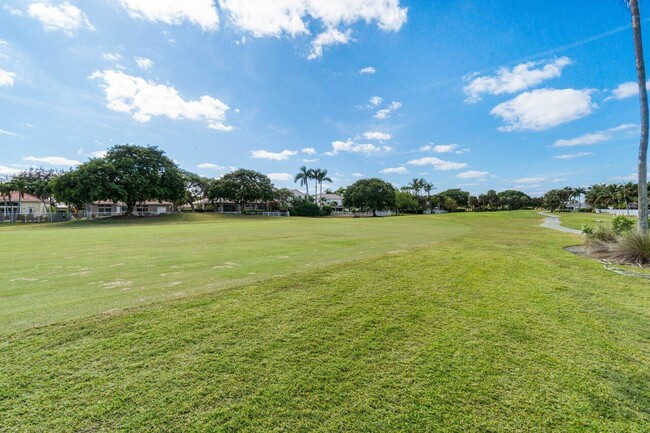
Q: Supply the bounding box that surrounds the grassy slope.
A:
[552,212,615,231]
[0,213,468,335]
[1,212,649,432]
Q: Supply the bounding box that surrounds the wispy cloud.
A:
[250,149,297,161]
[552,123,636,147]
[407,157,468,170]
[464,57,572,103]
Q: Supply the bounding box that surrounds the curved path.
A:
[538,212,582,235]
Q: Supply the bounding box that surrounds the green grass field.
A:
[1,212,649,432]
[550,211,615,230]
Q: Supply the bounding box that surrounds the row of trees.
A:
[543,183,647,212]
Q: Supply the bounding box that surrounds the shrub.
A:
[609,231,650,265]
[291,198,321,217]
[581,224,594,236]
[611,215,635,234]
[320,205,332,216]
[578,208,592,213]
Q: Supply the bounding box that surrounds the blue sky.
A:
[0,0,646,196]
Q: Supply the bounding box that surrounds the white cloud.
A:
[514,177,545,183]
[359,66,376,75]
[610,173,638,182]
[0,165,21,176]
[197,163,234,170]
[302,158,318,163]
[432,144,457,153]
[24,156,80,166]
[219,0,407,37]
[552,123,637,147]
[464,57,571,103]
[374,101,402,119]
[301,147,317,155]
[0,128,20,137]
[135,57,154,69]
[491,88,596,132]
[380,166,408,174]
[606,81,650,100]
[363,131,392,141]
[118,0,219,31]
[352,172,364,177]
[369,96,383,107]
[102,52,122,62]
[554,152,593,160]
[250,149,297,161]
[89,150,107,158]
[328,139,392,155]
[90,70,233,131]
[0,69,16,87]
[456,170,489,179]
[27,2,94,35]
[267,172,292,181]
[4,5,23,17]
[308,28,352,60]
[406,157,468,171]
[419,144,432,151]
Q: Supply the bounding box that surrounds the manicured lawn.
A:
[1,211,648,431]
[551,211,615,231]
[0,213,468,335]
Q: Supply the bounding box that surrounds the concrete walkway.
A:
[538,212,582,235]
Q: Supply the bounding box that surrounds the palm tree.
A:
[294,166,311,198]
[626,0,649,232]
[314,168,333,201]
[310,168,319,201]
[572,187,587,210]
[409,178,423,196]
[423,181,435,209]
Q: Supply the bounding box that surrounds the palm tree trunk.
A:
[631,0,649,231]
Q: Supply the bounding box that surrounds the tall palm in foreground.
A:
[627,0,649,231]
[294,166,311,197]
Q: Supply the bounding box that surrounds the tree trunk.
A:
[631,0,649,232]
[126,202,135,216]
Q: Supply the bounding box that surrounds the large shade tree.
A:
[343,178,396,216]
[209,169,274,213]
[626,0,649,231]
[51,145,185,215]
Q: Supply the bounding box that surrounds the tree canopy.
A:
[208,169,274,213]
[52,145,185,214]
[343,178,396,216]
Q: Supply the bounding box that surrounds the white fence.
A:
[331,210,395,217]
[595,209,639,217]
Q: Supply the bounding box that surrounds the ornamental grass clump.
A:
[582,216,650,265]
[609,230,650,265]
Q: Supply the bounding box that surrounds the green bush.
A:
[611,215,635,234]
[578,208,592,213]
[320,205,332,216]
[581,224,594,236]
[610,230,650,265]
[291,198,321,217]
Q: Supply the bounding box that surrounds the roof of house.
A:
[7,192,42,202]
[318,193,343,201]
[291,189,306,197]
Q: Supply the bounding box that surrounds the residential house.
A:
[0,192,48,219]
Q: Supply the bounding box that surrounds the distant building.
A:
[0,192,48,218]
